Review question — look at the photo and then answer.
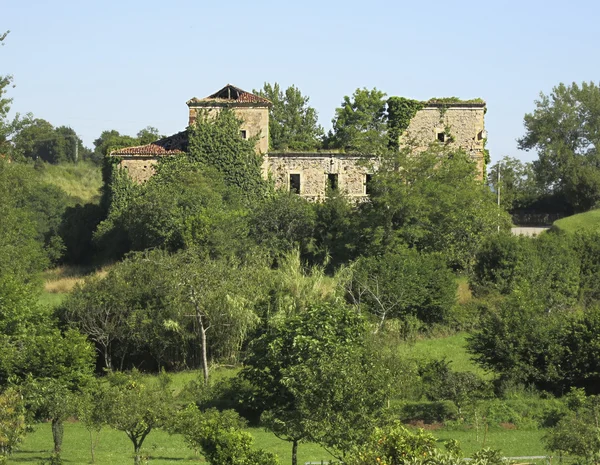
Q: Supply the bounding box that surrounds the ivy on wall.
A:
[386,97,424,150]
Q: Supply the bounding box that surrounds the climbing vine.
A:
[387,97,424,150]
[188,108,267,203]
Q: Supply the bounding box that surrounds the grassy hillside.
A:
[397,332,488,377]
[37,161,102,204]
[553,209,600,233]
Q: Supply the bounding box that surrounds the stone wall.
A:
[267,152,378,201]
[402,105,486,178]
[188,106,269,154]
[119,157,159,183]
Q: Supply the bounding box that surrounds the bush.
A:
[391,400,458,424]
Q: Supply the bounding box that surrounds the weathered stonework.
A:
[120,157,160,183]
[267,152,378,201]
[111,85,487,198]
[187,85,270,155]
[402,104,487,179]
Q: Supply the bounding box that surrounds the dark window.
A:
[290,174,301,194]
[327,173,338,191]
[240,130,247,139]
[437,132,445,142]
[365,174,373,195]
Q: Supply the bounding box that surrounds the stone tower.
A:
[186,84,271,154]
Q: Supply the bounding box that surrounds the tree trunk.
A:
[52,418,64,454]
[200,323,209,385]
[103,344,112,371]
[133,439,141,465]
[292,439,298,465]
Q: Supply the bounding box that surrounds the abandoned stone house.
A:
[111,84,487,201]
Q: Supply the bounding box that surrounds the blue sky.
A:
[3,0,599,163]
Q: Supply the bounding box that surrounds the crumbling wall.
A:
[188,106,269,154]
[403,105,486,178]
[267,153,378,201]
[119,158,159,183]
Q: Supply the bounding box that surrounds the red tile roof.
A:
[187,84,271,106]
[111,131,188,157]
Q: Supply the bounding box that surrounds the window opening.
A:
[437,132,446,142]
[290,174,301,194]
[240,130,247,139]
[365,174,373,195]
[327,173,338,191]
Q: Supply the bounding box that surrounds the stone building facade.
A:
[112,85,487,197]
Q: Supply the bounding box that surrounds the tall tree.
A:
[13,119,86,164]
[242,302,373,465]
[105,370,173,465]
[360,147,511,270]
[487,156,541,212]
[0,31,28,157]
[518,81,600,212]
[327,87,388,154]
[255,83,323,151]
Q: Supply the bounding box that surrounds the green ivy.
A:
[188,108,267,203]
[387,97,424,150]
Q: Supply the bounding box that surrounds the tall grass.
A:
[37,161,102,204]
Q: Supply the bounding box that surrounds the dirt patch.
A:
[500,422,517,430]
[407,420,443,430]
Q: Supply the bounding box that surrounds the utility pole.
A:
[497,162,501,233]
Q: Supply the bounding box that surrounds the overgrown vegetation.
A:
[4,75,600,465]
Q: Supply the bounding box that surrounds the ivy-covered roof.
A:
[424,97,486,107]
[187,84,272,107]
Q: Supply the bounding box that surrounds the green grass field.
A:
[7,421,548,464]
[396,332,489,377]
[553,209,600,233]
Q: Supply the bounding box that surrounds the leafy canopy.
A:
[255,83,323,151]
[518,81,600,212]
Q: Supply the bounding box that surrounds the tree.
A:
[171,406,279,465]
[0,161,49,280]
[327,87,388,154]
[544,390,600,465]
[0,31,30,158]
[0,387,26,462]
[249,191,316,259]
[360,147,510,270]
[62,251,187,371]
[487,156,540,212]
[346,422,505,465]
[122,157,250,257]
[13,119,86,164]
[349,248,456,332]
[419,359,490,415]
[311,190,358,269]
[92,130,140,162]
[105,370,173,465]
[518,81,600,212]
[242,302,371,465]
[168,250,259,384]
[8,329,95,455]
[76,380,111,463]
[136,126,162,145]
[286,344,392,462]
[255,83,323,151]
